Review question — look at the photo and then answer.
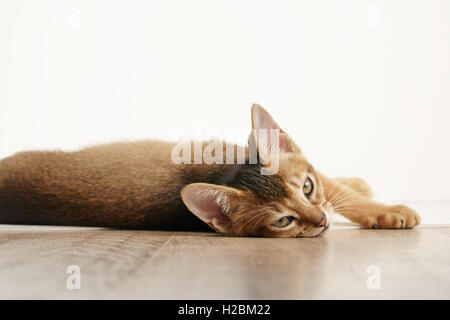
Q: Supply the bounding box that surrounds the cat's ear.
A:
[250,104,301,155]
[181,183,241,234]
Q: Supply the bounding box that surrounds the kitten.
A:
[0,105,420,237]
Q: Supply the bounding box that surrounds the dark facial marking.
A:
[217,164,287,200]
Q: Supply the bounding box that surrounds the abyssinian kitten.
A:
[0,105,420,237]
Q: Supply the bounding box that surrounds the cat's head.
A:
[181,104,330,237]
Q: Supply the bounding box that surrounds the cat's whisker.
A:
[238,211,267,235]
[327,184,346,204]
[250,213,270,235]
[232,208,264,225]
[328,186,355,207]
[332,200,367,210]
[332,206,365,215]
[331,194,364,207]
[331,189,360,202]
[228,209,262,228]
[332,207,366,216]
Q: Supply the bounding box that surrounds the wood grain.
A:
[0,226,449,299]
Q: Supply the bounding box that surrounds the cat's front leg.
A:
[352,203,421,229]
[320,174,421,229]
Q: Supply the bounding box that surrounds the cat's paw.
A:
[364,205,421,229]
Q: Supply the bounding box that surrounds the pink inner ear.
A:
[253,106,281,131]
[181,187,230,229]
[188,194,223,222]
[252,105,293,154]
[278,133,293,153]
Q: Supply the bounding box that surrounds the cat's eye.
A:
[303,178,313,198]
[272,216,294,228]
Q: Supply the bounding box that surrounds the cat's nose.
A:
[317,213,327,227]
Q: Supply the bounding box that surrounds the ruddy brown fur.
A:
[0,104,420,237]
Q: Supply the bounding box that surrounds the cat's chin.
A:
[320,224,330,235]
[306,226,329,237]
[298,212,331,238]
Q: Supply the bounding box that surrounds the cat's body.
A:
[0,105,420,237]
[0,140,230,230]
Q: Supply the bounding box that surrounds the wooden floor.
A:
[0,225,449,299]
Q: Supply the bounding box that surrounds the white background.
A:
[1,0,449,203]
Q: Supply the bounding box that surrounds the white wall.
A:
[1,0,449,202]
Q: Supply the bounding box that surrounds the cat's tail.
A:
[0,150,150,228]
[0,156,21,225]
[0,151,63,227]
[0,154,31,225]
